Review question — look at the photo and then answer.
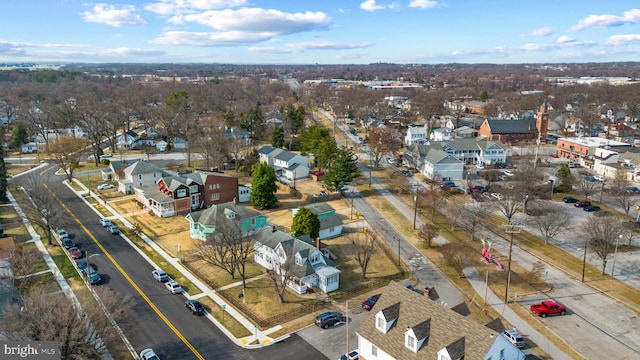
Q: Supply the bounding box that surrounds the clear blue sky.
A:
[2,1,640,64]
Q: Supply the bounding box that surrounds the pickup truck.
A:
[530,300,567,317]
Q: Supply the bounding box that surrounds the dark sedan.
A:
[574,200,591,207]
[185,300,205,315]
[562,196,579,203]
[362,294,382,311]
[584,205,601,212]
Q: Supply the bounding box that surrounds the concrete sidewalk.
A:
[69,178,287,348]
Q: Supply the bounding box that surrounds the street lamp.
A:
[612,234,622,278]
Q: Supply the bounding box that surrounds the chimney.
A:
[315,237,321,250]
[271,225,277,232]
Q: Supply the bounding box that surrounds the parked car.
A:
[68,247,83,259]
[99,218,112,227]
[401,169,413,177]
[574,200,591,208]
[314,311,345,329]
[81,266,102,285]
[96,184,115,190]
[503,170,514,177]
[62,238,75,249]
[57,229,70,240]
[503,329,525,348]
[471,185,487,193]
[593,175,605,182]
[185,299,205,315]
[139,348,160,360]
[562,196,579,203]
[440,181,455,189]
[362,294,382,311]
[530,300,567,317]
[339,350,360,360]
[626,187,640,194]
[491,192,504,200]
[584,176,597,182]
[584,205,601,212]
[107,224,119,234]
[578,170,593,176]
[495,162,508,169]
[152,269,169,282]
[100,153,113,159]
[165,280,183,294]
[568,162,581,168]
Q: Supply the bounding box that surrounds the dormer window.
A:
[406,333,416,350]
[376,315,386,332]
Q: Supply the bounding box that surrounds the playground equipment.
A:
[481,238,503,270]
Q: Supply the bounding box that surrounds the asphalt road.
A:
[15,165,328,360]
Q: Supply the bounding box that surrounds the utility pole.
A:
[345,300,349,354]
[503,223,524,303]
[581,237,588,282]
[413,190,419,230]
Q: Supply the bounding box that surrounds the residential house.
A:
[404,144,464,181]
[238,185,251,203]
[478,103,550,145]
[156,140,168,152]
[21,142,37,154]
[452,126,475,138]
[185,201,267,241]
[292,203,343,240]
[115,130,140,150]
[356,281,525,360]
[464,100,488,115]
[272,150,310,181]
[405,125,428,146]
[253,226,340,294]
[118,160,163,194]
[430,127,452,142]
[258,146,284,167]
[438,138,507,165]
[134,168,239,217]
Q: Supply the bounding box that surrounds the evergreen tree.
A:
[324,146,360,190]
[300,125,337,170]
[0,126,8,202]
[249,162,278,209]
[270,126,285,148]
[10,121,28,149]
[291,207,320,240]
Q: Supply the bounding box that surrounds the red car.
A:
[362,294,382,311]
[574,200,591,208]
[68,247,83,259]
[530,300,567,317]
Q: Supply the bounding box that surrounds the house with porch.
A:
[292,203,343,240]
[405,125,428,146]
[272,150,309,181]
[117,160,164,194]
[185,201,267,241]
[115,130,140,150]
[356,281,525,360]
[253,226,340,294]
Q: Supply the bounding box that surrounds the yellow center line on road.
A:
[46,183,205,360]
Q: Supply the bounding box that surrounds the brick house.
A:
[478,103,549,145]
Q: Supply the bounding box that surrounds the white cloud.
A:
[249,41,372,54]
[557,35,575,44]
[80,3,147,27]
[152,31,272,46]
[572,8,640,31]
[606,34,640,46]
[360,0,391,12]
[145,0,247,16]
[530,27,553,37]
[520,43,557,51]
[408,0,437,9]
[171,8,331,35]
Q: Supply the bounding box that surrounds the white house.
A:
[117,160,163,194]
[238,185,251,203]
[21,142,38,154]
[356,282,526,360]
[404,144,465,181]
[292,203,343,240]
[116,130,140,150]
[258,146,284,167]
[156,140,168,152]
[272,151,310,181]
[430,127,453,142]
[253,226,340,294]
[405,125,428,146]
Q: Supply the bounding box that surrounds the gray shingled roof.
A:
[258,145,275,154]
[484,119,538,134]
[124,160,162,176]
[356,281,497,359]
[297,203,334,216]
[189,201,260,226]
[319,215,342,231]
[274,150,297,162]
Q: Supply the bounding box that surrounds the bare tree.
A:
[440,242,476,276]
[424,189,446,220]
[458,204,485,241]
[576,179,599,200]
[367,126,402,167]
[412,91,444,137]
[610,168,636,218]
[348,229,379,279]
[496,192,523,224]
[48,135,87,181]
[418,223,439,248]
[22,173,61,246]
[0,287,133,359]
[267,257,294,304]
[581,216,624,275]
[530,203,572,245]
